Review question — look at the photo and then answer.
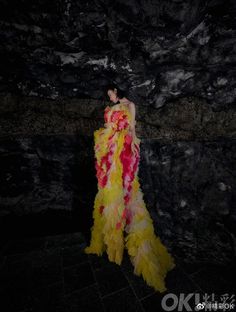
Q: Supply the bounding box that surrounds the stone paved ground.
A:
[0,232,235,312]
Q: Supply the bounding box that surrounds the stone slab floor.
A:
[0,232,235,312]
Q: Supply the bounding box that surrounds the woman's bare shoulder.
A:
[119,97,135,107]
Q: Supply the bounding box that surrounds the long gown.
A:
[84,101,176,292]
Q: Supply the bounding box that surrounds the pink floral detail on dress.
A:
[98,105,140,226]
[99,205,105,215]
[95,134,115,188]
[104,106,129,131]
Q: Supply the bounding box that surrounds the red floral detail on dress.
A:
[97,105,140,227]
[122,207,132,225]
[95,149,113,188]
[120,133,140,225]
[116,221,122,229]
[99,205,104,214]
[104,106,129,131]
[95,130,116,188]
[104,107,110,123]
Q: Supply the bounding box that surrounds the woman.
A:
[84,87,176,292]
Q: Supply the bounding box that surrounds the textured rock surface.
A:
[0,0,236,108]
[139,140,236,263]
[0,0,236,264]
[0,94,236,264]
[0,134,97,238]
[1,93,236,140]
[0,135,235,263]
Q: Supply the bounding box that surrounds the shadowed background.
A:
[0,1,236,310]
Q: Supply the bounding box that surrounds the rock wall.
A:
[0,0,236,108]
[1,0,236,264]
[0,94,235,264]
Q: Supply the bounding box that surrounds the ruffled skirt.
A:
[84,126,175,292]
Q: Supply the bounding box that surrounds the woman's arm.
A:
[118,98,135,128]
[128,101,140,155]
[119,97,139,153]
[119,97,138,138]
[128,101,136,137]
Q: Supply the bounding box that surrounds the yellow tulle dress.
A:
[84,102,176,292]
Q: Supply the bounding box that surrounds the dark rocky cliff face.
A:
[1,0,236,109]
[0,95,236,264]
[0,1,236,265]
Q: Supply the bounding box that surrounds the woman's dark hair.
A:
[105,84,126,99]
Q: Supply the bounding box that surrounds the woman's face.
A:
[108,89,119,103]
